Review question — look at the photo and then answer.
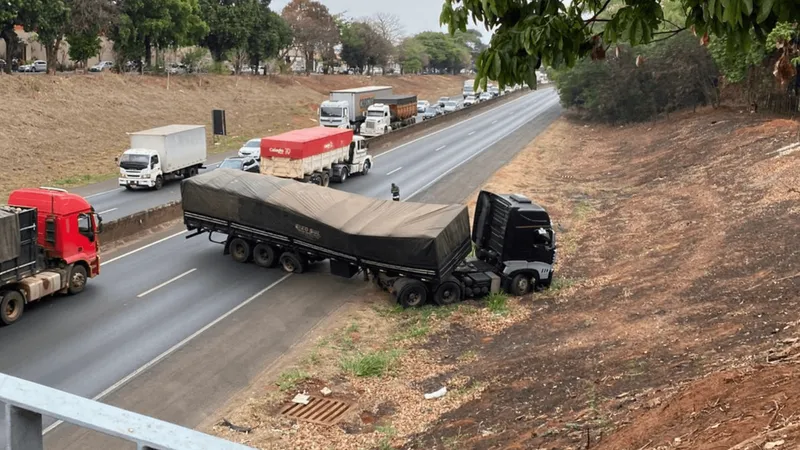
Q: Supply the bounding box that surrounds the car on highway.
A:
[443,100,461,113]
[219,156,260,173]
[237,138,261,160]
[89,61,114,72]
[437,96,449,107]
[464,95,478,107]
[489,87,500,97]
[480,91,493,102]
[417,100,430,113]
[422,105,441,120]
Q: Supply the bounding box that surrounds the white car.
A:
[443,100,460,113]
[417,100,430,113]
[89,61,114,72]
[237,138,261,159]
[479,92,493,102]
[31,60,47,72]
[464,95,478,106]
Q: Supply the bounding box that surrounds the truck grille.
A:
[365,122,375,130]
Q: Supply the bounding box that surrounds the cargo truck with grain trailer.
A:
[0,188,102,325]
[360,94,418,137]
[318,86,393,132]
[118,125,208,190]
[260,127,373,186]
[180,170,556,308]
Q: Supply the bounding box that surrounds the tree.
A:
[340,21,392,74]
[440,0,800,90]
[247,2,292,74]
[0,0,36,73]
[414,31,470,74]
[368,12,403,45]
[397,37,429,73]
[111,0,208,68]
[66,30,101,68]
[199,0,257,63]
[65,0,117,71]
[281,0,338,74]
[29,0,70,74]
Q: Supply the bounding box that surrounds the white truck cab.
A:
[360,104,392,137]
[318,100,350,129]
[118,150,163,189]
[330,135,372,182]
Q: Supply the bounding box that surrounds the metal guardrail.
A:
[0,373,255,450]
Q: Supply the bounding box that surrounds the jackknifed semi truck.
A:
[318,86,393,132]
[0,188,102,325]
[259,127,373,186]
[181,170,557,307]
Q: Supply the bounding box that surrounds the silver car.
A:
[237,138,261,159]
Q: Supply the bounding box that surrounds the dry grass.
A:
[0,73,466,198]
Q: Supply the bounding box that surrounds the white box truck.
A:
[260,126,372,186]
[118,125,207,190]
[318,86,393,132]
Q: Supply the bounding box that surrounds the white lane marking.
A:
[373,90,548,160]
[84,188,124,199]
[435,145,447,152]
[468,131,476,136]
[136,268,197,298]
[98,208,118,215]
[386,167,403,176]
[102,230,188,266]
[492,120,498,124]
[42,273,293,436]
[407,96,560,200]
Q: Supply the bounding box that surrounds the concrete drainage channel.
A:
[98,88,539,249]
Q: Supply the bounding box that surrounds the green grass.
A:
[276,368,310,392]
[52,173,116,188]
[485,292,509,315]
[573,199,595,220]
[375,424,397,450]
[340,350,401,377]
[548,277,576,291]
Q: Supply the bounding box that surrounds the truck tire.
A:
[153,176,164,190]
[394,278,428,308]
[0,291,24,325]
[229,238,252,263]
[124,185,134,191]
[279,252,305,274]
[253,243,278,268]
[338,168,349,183]
[509,273,531,296]
[321,172,330,187]
[434,278,462,306]
[362,161,371,175]
[68,264,87,295]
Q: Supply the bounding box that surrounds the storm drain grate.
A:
[280,396,353,426]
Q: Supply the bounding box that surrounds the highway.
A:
[0,88,561,446]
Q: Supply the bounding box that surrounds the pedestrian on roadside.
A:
[391,183,400,201]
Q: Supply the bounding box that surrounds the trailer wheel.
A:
[230,238,252,263]
[153,176,164,190]
[509,273,531,296]
[395,279,428,308]
[321,172,330,187]
[279,252,305,274]
[434,278,462,306]
[253,243,278,268]
[68,264,87,295]
[0,291,24,325]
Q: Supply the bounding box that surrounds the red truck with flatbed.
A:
[0,187,102,325]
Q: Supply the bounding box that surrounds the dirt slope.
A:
[0,74,465,197]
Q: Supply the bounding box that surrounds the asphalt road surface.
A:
[0,88,561,447]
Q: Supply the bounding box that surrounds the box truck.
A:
[118,125,207,190]
[318,86,393,132]
[260,127,373,186]
[181,170,557,308]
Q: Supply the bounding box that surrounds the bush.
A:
[555,32,720,123]
[340,350,400,377]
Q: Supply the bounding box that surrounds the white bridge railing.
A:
[0,373,255,450]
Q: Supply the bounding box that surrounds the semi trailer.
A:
[259,127,373,186]
[360,95,418,137]
[181,170,556,308]
[318,86,393,132]
[118,125,207,190]
[0,188,102,325]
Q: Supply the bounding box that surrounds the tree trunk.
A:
[144,37,152,67]
[304,48,313,75]
[1,29,18,74]
[45,39,62,75]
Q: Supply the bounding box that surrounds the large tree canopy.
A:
[281,0,338,74]
[199,0,257,62]
[340,21,392,73]
[440,0,800,90]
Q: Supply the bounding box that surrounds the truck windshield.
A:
[119,154,149,170]
[320,107,343,118]
[367,110,384,117]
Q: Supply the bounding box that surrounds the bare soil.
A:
[209,106,800,450]
[0,74,465,198]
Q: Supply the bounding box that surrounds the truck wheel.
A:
[124,185,134,191]
[153,176,164,190]
[253,243,278,268]
[0,291,24,325]
[362,161,371,176]
[279,252,305,274]
[321,172,330,187]
[395,279,428,308]
[230,238,252,263]
[338,169,348,183]
[434,278,462,306]
[68,265,87,295]
[509,273,531,296]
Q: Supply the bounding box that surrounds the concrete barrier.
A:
[100,201,183,247]
[367,88,531,153]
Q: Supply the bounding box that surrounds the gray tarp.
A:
[181,169,471,272]
[0,208,20,263]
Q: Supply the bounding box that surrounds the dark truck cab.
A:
[181,170,556,308]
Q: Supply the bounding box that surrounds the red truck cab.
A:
[8,187,101,278]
